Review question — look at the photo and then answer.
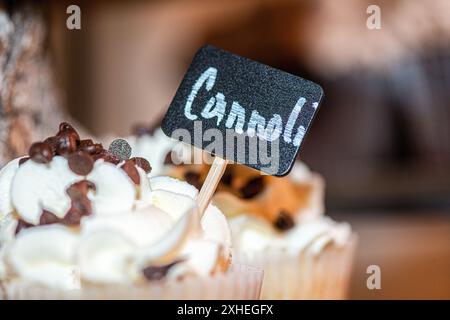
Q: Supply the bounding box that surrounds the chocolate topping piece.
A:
[184,171,202,190]
[29,142,53,164]
[92,149,120,165]
[274,210,295,231]
[44,136,59,154]
[15,219,34,235]
[239,176,265,199]
[130,157,152,174]
[55,131,78,155]
[39,210,62,225]
[66,180,96,199]
[67,151,94,176]
[63,180,95,225]
[121,160,140,185]
[221,168,233,186]
[78,139,97,154]
[58,122,80,143]
[108,139,132,161]
[142,260,183,281]
[19,157,30,166]
[64,196,92,225]
[163,151,175,165]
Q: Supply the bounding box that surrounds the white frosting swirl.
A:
[0,156,231,290]
[125,128,205,177]
[229,214,352,256]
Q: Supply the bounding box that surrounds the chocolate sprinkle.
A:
[55,131,78,155]
[108,139,132,161]
[274,210,295,231]
[130,157,152,174]
[58,122,80,143]
[67,151,94,176]
[29,142,53,164]
[239,176,265,199]
[142,260,183,281]
[121,160,140,185]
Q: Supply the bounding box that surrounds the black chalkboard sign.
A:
[162,45,323,176]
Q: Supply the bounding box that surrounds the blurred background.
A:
[3,0,450,298]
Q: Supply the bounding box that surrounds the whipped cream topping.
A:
[0,125,231,290]
[229,214,351,256]
[228,162,351,256]
[125,128,178,177]
[125,128,206,177]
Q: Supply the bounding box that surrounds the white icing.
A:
[87,160,136,215]
[0,158,21,220]
[229,215,352,256]
[8,225,79,290]
[0,153,231,288]
[11,157,81,224]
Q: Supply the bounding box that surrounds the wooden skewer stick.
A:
[196,156,229,217]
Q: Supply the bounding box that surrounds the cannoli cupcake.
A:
[0,123,263,300]
[124,126,356,300]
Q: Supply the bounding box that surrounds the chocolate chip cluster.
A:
[15,122,152,234]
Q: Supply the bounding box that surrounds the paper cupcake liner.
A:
[234,235,357,299]
[0,264,263,300]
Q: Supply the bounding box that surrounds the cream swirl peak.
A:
[0,123,231,290]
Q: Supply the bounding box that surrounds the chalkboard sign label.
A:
[162,45,323,176]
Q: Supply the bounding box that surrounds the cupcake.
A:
[124,126,356,300]
[0,123,263,300]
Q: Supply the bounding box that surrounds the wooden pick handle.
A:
[196,157,229,217]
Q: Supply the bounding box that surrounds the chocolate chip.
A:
[44,136,59,154]
[15,219,34,234]
[67,151,94,175]
[142,260,183,281]
[64,180,95,226]
[163,151,174,165]
[121,160,140,185]
[274,210,295,231]
[78,139,97,154]
[55,131,78,155]
[130,157,151,174]
[64,196,92,225]
[239,176,265,199]
[184,171,202,189]
[39,210,62,225]
[221,168,233,186]
[19,157,30,166]
[66,180,96,199]
[108,139,131,161]
[58,122,80,143]
[29,142,53,164]
[92,150,120,165]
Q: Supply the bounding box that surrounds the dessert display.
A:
[0,123,263,299]
[125,125,357,299]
